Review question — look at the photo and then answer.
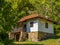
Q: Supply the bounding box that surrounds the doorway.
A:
[15,33,20,41]
[23,24,26,32]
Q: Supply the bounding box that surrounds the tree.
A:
[0,0,35,44]
[0,0,60,44]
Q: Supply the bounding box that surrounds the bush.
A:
[0,32,15,45]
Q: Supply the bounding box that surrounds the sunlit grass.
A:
[38,39,60,45]
[14,38,60,45]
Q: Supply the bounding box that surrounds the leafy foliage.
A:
[0,0,60,45]
[0,0,35,44]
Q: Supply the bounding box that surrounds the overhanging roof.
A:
[18,14,56,24]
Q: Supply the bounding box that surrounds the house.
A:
[9,14,56,42]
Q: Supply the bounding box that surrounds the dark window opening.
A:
[30,22,33,27]
[45,23,48,28]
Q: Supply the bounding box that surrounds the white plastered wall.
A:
[26,19,38,32]
[26,18,54,34]
[38,19,54,34]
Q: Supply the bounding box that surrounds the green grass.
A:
[14,38,60,45]
[14,33,60,45]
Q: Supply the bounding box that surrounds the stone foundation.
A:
[9,32,27,41]
[9,31,54,42]
[28,32,38,42]
[38,32,45,41]
[19,32,27,41]
[38,31,55,41]
[28,31,54,42]
[9,32,15,39]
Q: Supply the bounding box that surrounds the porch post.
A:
[19,31,23,41]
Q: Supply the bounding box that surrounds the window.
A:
[30,22,33,27]
[45,23,48,28]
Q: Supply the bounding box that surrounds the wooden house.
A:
[9,14,56,42]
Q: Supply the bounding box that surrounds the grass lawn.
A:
[14,38,60,45]
[14,33,60,45]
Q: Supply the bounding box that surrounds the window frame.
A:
[30,22,33,27]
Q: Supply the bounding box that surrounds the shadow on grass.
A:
[48,35,60,39]
[54,36,60,39]
[38,35,60,41]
